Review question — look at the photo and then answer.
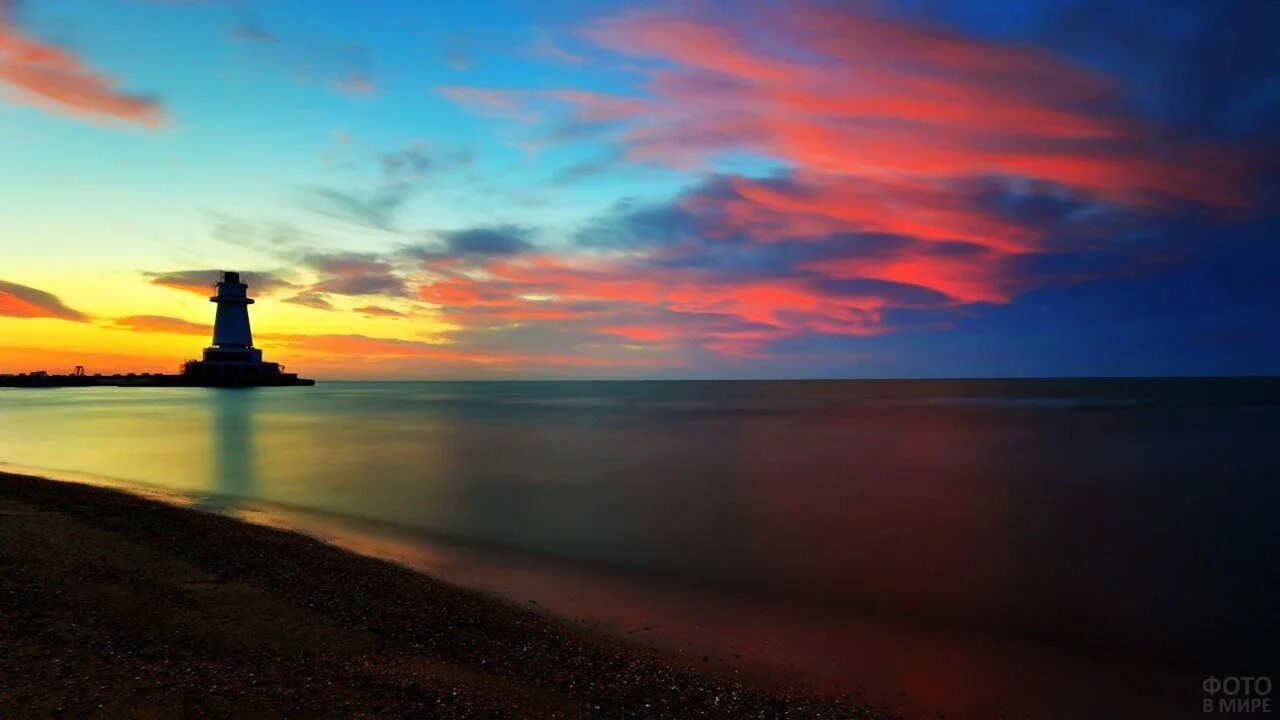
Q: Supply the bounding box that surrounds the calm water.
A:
[2,379,1277,718]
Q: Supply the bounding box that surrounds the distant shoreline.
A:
[4,375,1277,386]
[0,371,313,388]
[0,471,874,719]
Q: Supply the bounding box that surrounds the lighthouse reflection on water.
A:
[200,389,257,511]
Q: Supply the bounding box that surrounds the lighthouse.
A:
[207,271,262,364]
[180,271,312,386]
[2,269,311,387]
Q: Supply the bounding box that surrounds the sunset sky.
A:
[1,0,1277,379]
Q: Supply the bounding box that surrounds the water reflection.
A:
[199,389,257,511]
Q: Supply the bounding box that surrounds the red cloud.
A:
[0,280,88,321]
[0,16,164,126]
[599,325,675,343]
[703,173,1038,252]
[112,315,208,335]
[433,3,1258,358]
[418,252,887,356]
[575,5,1245,208]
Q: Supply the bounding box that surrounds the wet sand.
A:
[0,472,883,719]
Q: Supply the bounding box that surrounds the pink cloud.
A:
[416,251,891,357]
[0,14,164,126]
[433,3,1259,358]
[576,6,1246,208]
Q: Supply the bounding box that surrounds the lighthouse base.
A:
[173,345,312,387]
[180,359,313,387]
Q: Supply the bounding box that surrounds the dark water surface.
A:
[2,378,1277,718]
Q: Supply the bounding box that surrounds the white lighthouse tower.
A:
[181,271,311,386]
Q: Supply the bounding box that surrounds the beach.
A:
[0,471,877,719]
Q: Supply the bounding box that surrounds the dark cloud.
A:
[144,269,299,297]
[223,19,379,100]
[272,252,411,310]
[574,198,700,249]
[379,144,432,180]
[228,11,278,44]
[303,252,408,296]
[311,272,406,296]
[810,278,953,308]
[210,214,315,254]
[435,226,533,257]
[306,185,415,230]
[354,304,406,318]
[551,156,621,185]
[0,280,88,321]
[282,291,335,310]
[304,144,473,230]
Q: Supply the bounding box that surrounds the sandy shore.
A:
[0,472,883,719]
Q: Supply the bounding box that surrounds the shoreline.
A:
[0,471,881,719]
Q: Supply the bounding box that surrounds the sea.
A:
[2,378,1277,719]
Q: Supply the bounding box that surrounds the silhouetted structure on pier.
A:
[180,271,308,385]
[0,270,313,388]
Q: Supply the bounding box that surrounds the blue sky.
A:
[0,0,1277,378]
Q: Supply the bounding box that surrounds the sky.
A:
[0,0,1277,379]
